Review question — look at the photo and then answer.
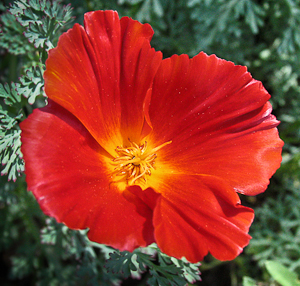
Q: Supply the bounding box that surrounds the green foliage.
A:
[274,0,300,55]
[242,276,257,286]
[9,0,73,50]
[265,260,300,286]
[0,0,69,181]
[105,245,201,286]
[242,261,300,286]
[188,0,265,55]
[0,189,120,286]
[37,219,120,286]
[16,64,45,105]
[0,64,45,182]
[0,8,33,55]
[0,83,24,182]
[247,182,300,274]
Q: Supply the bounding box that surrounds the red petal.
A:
[119,16,162,142]
[44,20,121,155]
[123,186,160,217]
[148,52,283,195]
[20,101,154,251]
[44,11,162,154]
[153,174,254,263]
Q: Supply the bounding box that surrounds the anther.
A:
[110,140,171,186]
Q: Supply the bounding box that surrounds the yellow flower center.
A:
[110,140,171,186]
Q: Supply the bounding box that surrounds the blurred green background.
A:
[1,0,300,285]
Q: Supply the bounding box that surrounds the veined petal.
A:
[119,16,162,142]
[44,19,122,155]
[44,10,162,155]
[20,100,154,251]
[153,174,254,262]
[147,52,283,195]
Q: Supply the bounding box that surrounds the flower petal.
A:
[153,174,254,263]
[119,16,162,142]
[20,100,154,251]
[44,18,121,155]
[44,10,162,154]
[148,52,283,195]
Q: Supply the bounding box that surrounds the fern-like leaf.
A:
[105,245,201,286]
[16,65,45,105]
[9,0,74,51]
[0,83,24,181]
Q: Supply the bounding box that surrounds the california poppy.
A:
[20,10,283,263]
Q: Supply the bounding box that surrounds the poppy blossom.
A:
[20,10,283,263]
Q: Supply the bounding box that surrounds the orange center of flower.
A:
[110,140,171,186]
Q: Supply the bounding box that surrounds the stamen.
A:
[110,140,171,186]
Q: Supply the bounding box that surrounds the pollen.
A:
[110,140,171,186]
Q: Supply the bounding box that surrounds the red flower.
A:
[20,10,283,263]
